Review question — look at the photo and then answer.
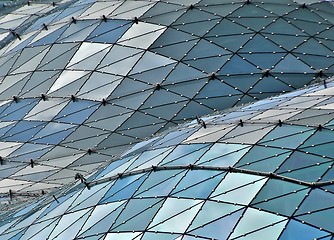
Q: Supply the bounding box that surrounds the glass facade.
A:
[0,0,332,239]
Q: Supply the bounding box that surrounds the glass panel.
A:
[149,198,203,233]
[69,182,110,211]
[21,218,58,240]
[273,54,312,73]
[127,147,172,171]
[211,173,266,205]
[160,144,210,166]
[47,70,88,93]
[25,98,68,121]
[0,99,38,121]
[47,209,91,239]
[172,171,225,199]
[134,170,186,198]
[54,100,98,124]
[296,207,334,232]
[111,1,154,19]
[38,42,79,70]
[31,122,76,145]
[222,124,275,144]
[189,208,244,239]
[130,51,176,74]
[67,42,111,70]
[229,207,287,239]
[99,174,146,203]
[279,220,329,240]
[79,2,122,19]
[118,22,166,49]
[78,201,125,236]
[77,73,122,100]
[111,198,163,231]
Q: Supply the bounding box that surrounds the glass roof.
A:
[0,0,332,239]
[2,78,334,239]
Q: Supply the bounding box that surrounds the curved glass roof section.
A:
[2,79,334,239]
[0,0,332,207]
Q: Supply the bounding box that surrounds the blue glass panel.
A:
[0,122,15,138]
[296,189,334,215]
[2,121,46,142]
[111,198,163,231]
[99,174,146,203]
[160,144,210,166]
[135,170,186,198]
[172,171,224,199]
[189,208,244,239]
[296,208,334,232]
[37,192,75,220]
[252,188,309,216]
[87,20,131,43]
[7,144,52,162]
[0,99,38,121]
[277,152,329,174]
[79,202,125,236]
[31,123,77,145]
[93,156,134,180]
[31,25,69,46]
[280,163,330,182]
[54,100,99,124]
[279,220,329,240]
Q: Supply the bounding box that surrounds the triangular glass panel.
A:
[11,46,49,74]
[242,34,282,53]
[86,20,131,43]
[262,17,307,36]
[229,207,287,239]
[54,100,98,124]
[171,170,225,199]
[57,20,99,43]
[111,198,163,231]
[189,208,244,239]
[296,205,334,232]
[78,201,126,237]
[134,170,186,198]
[218,55,259,75]
[38,43,80,70]
[279,220,330,240]
[207,33,254,52]
[252,182,308,216]
[47,70,88,93]
[99,174,146,203]
[67,42,111,70]
[25,98,68,121]
[294,38,333,56]
[211,173,267,205]
[118,22,166,49]
[159,144,210,166]
[30,24,69,46]
[129,51,176,74]
[48,209,91,239]
[277,151,330,174]
[240,52,285,70]
[148,198,203,233]
[288,19,328,36]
